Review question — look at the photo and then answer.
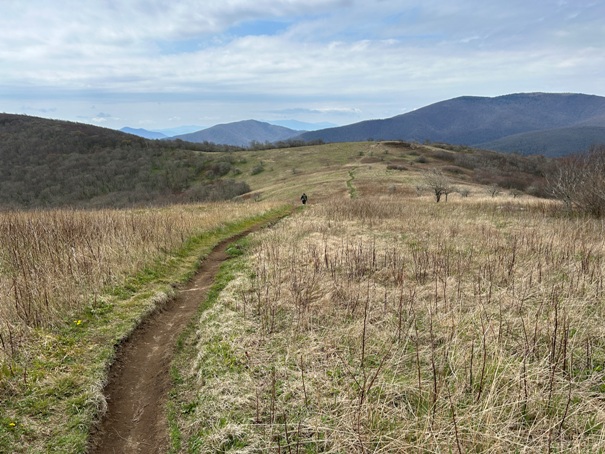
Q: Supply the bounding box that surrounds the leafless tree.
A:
[422,168,454,202]
[547,145,605,217]
[547,155,584,212]
[486,184,501,198]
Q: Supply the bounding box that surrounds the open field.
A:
[0,141,583,452]
[206,140,546,204]
[0,201,289,453]
[171,195,605,452]
[0,202,285,362]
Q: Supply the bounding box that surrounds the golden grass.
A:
[176,196,605,452]
[0,141,581,451]
[222,142,380,202]
[0,200,289,453]
[0,202,279,364]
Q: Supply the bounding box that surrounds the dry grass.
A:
[177,196,605,452]
[0,201,289,453]
[0,202,278,364]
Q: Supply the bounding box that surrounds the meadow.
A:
[1,139,599,452]
[0,201,287,452]
[171,195,605,453]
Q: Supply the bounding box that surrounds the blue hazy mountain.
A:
[296,93,605,156]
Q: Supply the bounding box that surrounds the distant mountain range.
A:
[120,120,335,144]
[171,120,302,147]
[119,125,205,139]
[120,127,168,140]
[297,93,605,156]
[118,93,605,155]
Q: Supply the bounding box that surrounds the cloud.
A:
[278,107,363,116]
[89,112,120,123]
[0,0,603,128]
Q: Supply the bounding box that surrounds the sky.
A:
[1,0,604,131]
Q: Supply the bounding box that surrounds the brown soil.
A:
[88,231,251,453]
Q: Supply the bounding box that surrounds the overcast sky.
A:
[1,0,603,131]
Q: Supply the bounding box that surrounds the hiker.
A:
[300,193,308,205]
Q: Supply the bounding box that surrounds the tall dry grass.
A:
[0,202,276,365]
[186,196,605,452]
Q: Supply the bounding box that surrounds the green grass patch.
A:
[347,169,358,199]
[168,236,254,453]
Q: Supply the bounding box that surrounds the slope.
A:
[173,119,301,147]
[296,93,605,155]
[479,126,605,156]
[0,114,248,208]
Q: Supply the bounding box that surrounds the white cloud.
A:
[0,0,603,128]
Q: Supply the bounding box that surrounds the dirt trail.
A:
[89,231,251,453]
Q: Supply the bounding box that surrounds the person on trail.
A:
[300,193,308,205]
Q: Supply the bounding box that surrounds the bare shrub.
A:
[442,165,465,175]
[486,183,501,197]
[421,168,455,202]
[414,155,429,164]
[548,145,605,216]
[386,164,407,171]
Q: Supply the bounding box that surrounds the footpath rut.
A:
[89,231,252,453]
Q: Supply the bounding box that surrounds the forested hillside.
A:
[0,114,248,208]
[296,93,605,156]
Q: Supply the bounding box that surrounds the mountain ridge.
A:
[296,92,605,156]
[120,127,168,139]
[172,119,302,147]
[117,93,605,155]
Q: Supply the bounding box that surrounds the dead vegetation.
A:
[0,201,287,453]
[0,203,277,366]
[175,196,605,452]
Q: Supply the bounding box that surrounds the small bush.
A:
[442,165,465,175]
[250,162,264,175]
[386,164,407,171]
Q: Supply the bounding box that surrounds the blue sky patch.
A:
[229,19,291,37]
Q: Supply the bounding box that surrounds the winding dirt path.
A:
[89,231,252,453]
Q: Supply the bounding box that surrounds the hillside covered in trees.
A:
[0,114,249,208]
[297,93,605,156]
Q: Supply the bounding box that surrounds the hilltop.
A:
[172,119,302,147]
[216,140,549,204]
[0,112,558,209]
[297,93,605,156]
[0,114,247,208]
